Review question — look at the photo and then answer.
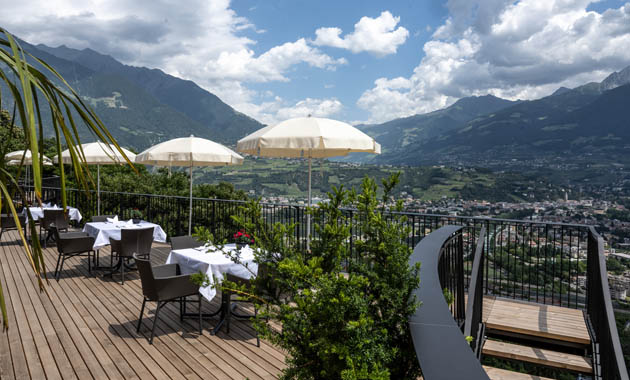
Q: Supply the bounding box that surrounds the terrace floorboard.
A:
[0,229,285,379]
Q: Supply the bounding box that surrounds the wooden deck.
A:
[0,229,285,380]
[483,296,590,346]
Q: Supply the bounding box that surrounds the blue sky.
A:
[4,0,630,125]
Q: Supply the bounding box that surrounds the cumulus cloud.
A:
[358,0,630,123]
[234,97,343,126]
[208,39,347,83]
[2,0,347,123]
[313,11,409,56]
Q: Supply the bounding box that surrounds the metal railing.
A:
[587,227,629,380]
[19,187,628,378]
[408,226,490,380]
[464,227,486,358]
[32,186,595,308]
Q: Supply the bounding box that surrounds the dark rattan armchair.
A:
[41,209,68,247]
[170,235,203,250]
[0,213,26,241]
[134,254,202,344]
[90,215,117,223]
[108,227,154,285]
[50,225,95,281]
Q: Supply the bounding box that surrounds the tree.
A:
[0,28,132,330]
[223,174,421,379]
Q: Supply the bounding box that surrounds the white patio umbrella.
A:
[55,142,136,215]
[4,150,53,187]
[135,135,244,235]
[236,116,381,248]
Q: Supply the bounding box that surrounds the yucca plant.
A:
[0,28,133,330]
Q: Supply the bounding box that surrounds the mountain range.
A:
[362,66,630,166]
[3,38,630,166]
[2,39,263,151]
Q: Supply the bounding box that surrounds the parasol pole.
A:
[189,152,193,235]
[97,164,101,215]
[306,150,312,252]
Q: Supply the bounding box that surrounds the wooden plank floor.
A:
[0,230,285,379]
[483,296,590,346]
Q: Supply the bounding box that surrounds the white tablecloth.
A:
[83,221,167,250]
[24,206,82,224]
[166,244,258,301]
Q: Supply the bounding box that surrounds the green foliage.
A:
[189,272,211,288]
[443,288,454,307]
[0,109,25,155]
[607,208,630,223]
[227,174,421,380]
[607,256,628,275]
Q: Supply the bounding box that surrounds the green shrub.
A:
[226,173,421,380]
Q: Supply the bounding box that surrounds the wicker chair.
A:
[41,209,68,247]
[90,215,117,223]
[50,225,95,281]
[170,235,203,250]
[134,254,202,344]
[108,227,154,285]
[0,213,26,241]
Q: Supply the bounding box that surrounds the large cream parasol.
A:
[237,116,381,248]
[135,135,244,235]
[56,142,136,215]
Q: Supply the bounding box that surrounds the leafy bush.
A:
[226,173,421,380]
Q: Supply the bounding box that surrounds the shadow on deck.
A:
[0,230,285,380]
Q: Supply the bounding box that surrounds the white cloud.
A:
[358,0,630,123]
[208,38,346,83]
[233,96,343,126]
[2,0,348,123]
[313,11,409,56]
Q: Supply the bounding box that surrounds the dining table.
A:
[165,243,258,334]
[83,220,167,250]
[23,205,82,224]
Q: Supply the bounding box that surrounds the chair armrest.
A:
[154,274,199,300]
[59,236,95,254]
[152,263,179,278]
[60,231,89,239]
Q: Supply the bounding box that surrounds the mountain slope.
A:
[358,95,517,155]
[36,43,262,143]
[376,65,630,166]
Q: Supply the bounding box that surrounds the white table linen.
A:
[166,244,258,302]
[24,206,82,224]
[83,221,167,250]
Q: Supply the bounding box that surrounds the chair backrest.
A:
[119,227,154,258]
[0,214,25,229]
[43,209,67,229]
[91,215,116,223]
[170,235,202,250]
[134,254,158,300]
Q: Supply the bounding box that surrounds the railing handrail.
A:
[587,226,629,380]
[464,226,487,357]
[41,186,594,228]
[409,225,490,380]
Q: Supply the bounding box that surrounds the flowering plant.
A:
[233,230,254,245]
[130,208,143,220]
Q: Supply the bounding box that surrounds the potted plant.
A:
[233,230,254,249]
[130,208,143,224]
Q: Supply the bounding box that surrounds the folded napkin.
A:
[125,219,134,227]
[106,215,119,223]
[43,202,51,208]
